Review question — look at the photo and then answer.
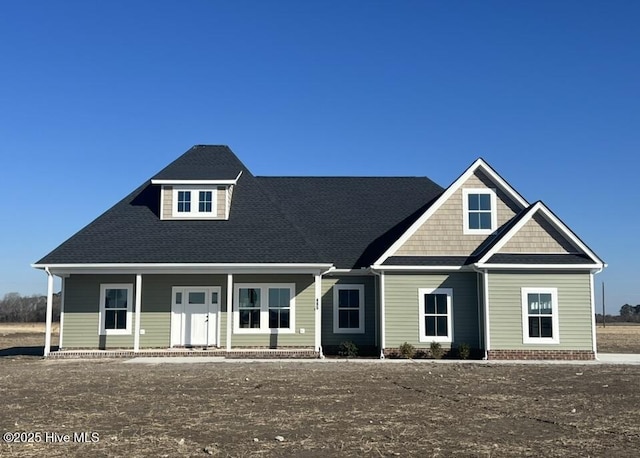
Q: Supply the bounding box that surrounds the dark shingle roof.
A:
[152,145,242,181]
[36,146,444,267]
[257,176,443,268]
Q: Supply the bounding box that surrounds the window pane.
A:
[105,289,127,309]
[188,292,206,304]
[239,288,260,308]
[468,194,480,211]
[348,289,359,307]
[269,309,290,329]
[240,309,260,328]
[339,309,359,329]
[338,289,350,307]
[540,317,553,337]
[468,212,480,230]
[269,288,290,308]
[436,316,448,336]
[539,294,553,314]
[528,294,540,315]
[199,191,212,213]
[529,317,540,338]
[479,194,491,210]
[479,212,492,229]
[105,310,116,329]
[435,294,447,315]
[177,191,191,213]
[424,294,436,314]
[175,292,182,304]
[211,292,218,304]
[116,309,127,329]
[425,316,435,336]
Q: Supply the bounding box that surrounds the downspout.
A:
[472,265,490,360]
[370,268,385,359]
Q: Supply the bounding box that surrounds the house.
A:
[33,145,605,359]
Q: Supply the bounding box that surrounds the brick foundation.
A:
[487,350,595,360]
[48,348,319,360]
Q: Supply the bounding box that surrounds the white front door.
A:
[171,287,220,347]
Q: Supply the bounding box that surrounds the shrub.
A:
[338,341,358,358]
[430,341,444,359]
[457,342,471,360]
[398,342,416,359]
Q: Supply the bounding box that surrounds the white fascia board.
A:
[476,201,605,266]
[32,262,334,275]
[475,263,602,270]
[373,158,529,266]
[371,264,465,272]
[151,171,243,186]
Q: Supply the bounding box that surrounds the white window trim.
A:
[233,283,296,334]
[462,188,497,235]
[333,284,365,334]
[98,283,133,336]
[171,186,218,218]
[521,287,560,344]
[418,287,453,343]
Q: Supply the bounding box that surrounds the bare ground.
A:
[595,325,640,353]
[0,325,639,457]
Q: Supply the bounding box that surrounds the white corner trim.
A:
[521,287,559,344]
[373,158,529,266]
[476,201,604,266]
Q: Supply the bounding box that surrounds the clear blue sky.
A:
[0,1,637,313]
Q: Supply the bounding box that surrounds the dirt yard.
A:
[0,324,639,457]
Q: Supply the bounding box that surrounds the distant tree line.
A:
[0,292,61,322]
[595,304,640,324]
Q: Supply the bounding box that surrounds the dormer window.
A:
[463,188,497,234]
[172,187,217,218]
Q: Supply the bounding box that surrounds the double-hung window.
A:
[463,188,497,234]
[521,288,559,344]
[99,284,133,335]
[172,187,216,218]
[234,284,295,333]
[418,288,453,343]
[333,284,365,333]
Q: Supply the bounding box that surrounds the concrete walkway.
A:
[124,353,640,365]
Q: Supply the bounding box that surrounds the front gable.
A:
[498,212,578,254]
[377,159,529,262]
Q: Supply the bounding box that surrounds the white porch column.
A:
[44,268,54,357]
[226,274,233,351]
[379,272,386,359]
[58,277,65,349]
[133,274,142,352]
[314,274,322,355]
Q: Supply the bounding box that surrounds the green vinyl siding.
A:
[384,272,480,349]
[321,275,377,348]
[231,274,315,348]
[488,271,593,351]
[63,274,136,349]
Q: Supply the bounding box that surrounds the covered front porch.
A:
[33,263,334,358]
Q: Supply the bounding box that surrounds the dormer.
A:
[152,173,241,220]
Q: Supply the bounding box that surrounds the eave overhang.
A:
[31,262,334,276]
